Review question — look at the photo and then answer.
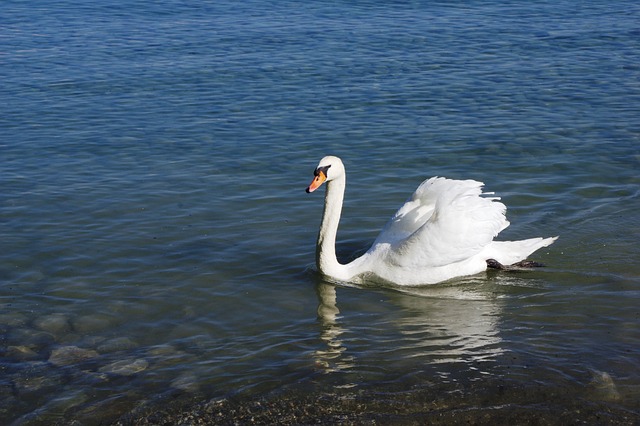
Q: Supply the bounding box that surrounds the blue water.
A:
[2,1,639,423]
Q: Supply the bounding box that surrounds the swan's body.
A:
[306,156,557,286]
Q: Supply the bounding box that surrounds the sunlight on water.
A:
[1,0,639,423]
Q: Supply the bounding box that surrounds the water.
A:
[1,0,639,423]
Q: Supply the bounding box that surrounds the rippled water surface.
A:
[2,0,639,424]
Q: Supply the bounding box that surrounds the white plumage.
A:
[306,156,557,286]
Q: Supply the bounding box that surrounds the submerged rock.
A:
[5,345,40,361]
[99,358,148,376]
[589,370,621,402]
[73,314,113,334]
[7,327,55,350]
[147,344,194,368]
[171,373,200,393]
[12,361,64,394]
[33,313,71,335]
[12,389,89,424]
[0,312,28,328]
[48,346,99,367]
[97,337,138,354]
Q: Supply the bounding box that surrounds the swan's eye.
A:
[314,165,331,177]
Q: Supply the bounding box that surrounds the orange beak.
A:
[306,170,327,193]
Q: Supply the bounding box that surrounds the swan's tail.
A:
[487,236,558,266]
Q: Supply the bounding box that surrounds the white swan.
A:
[306,156,557,286]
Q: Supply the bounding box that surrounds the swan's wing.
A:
[372,177,442,246]
[383,178,509,268]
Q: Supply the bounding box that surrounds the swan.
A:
[306,156,557,286]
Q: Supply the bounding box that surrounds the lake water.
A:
[2,0,639,424]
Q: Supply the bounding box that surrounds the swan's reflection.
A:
[314,275,509,373]
[389,278,504,365]
[313,282,355,373]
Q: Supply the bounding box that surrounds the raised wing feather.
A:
[380,177,509,268]
[371,177,441,246]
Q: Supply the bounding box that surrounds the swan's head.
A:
[306,156,345,193]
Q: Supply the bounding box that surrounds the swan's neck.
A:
[317,177,348,279]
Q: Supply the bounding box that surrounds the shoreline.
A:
[110,380,638,425]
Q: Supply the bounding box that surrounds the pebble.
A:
[99,358,148,376]
[48,346,99,367]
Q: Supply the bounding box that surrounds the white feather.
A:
[307,156,557,286]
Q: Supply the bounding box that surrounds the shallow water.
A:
[2,0,639,424]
